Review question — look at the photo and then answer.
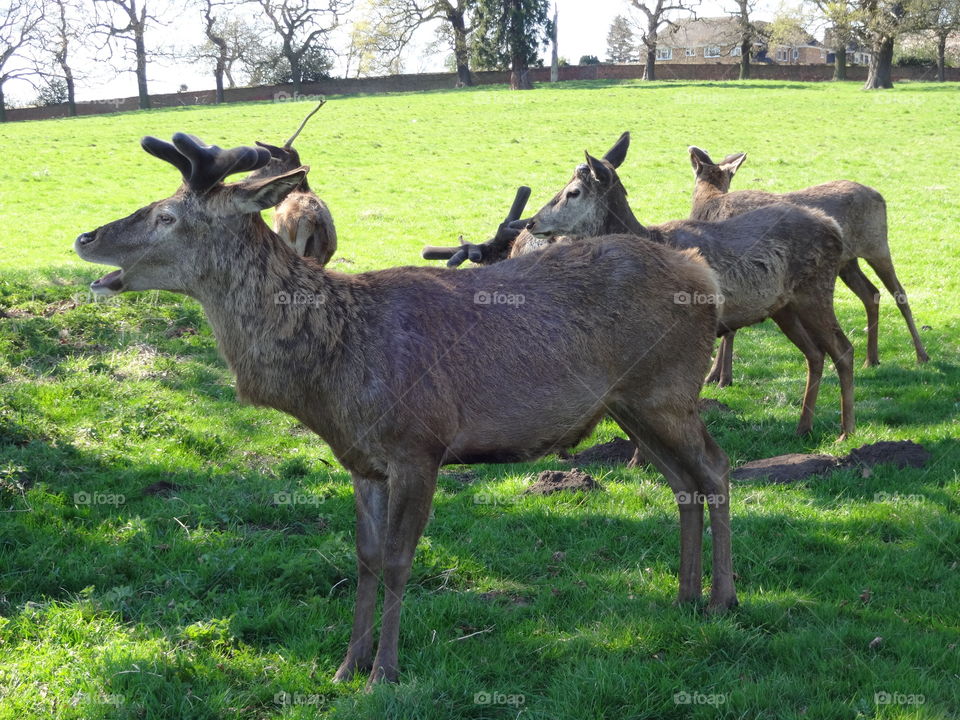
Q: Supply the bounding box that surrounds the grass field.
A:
[0,79,958,719]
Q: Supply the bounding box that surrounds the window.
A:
[730,46,742,57]
[705,45,721,58]
[793,48,800,60]
[656,47,673,60]
[776,48,789,62]
[685,48,696,57]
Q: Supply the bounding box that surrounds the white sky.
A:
[7,0,781,106]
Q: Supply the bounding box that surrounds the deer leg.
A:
[333,475,388,683]
[367,463,438,688]
[864,255,929,363]
[696,425,736,612]
[705,332,735,386]
[795,304,856,441]
[612,406,704,605]
[772,307,824,436]
[838,260,881,368]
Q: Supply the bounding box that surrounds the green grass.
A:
[1,79,959,719]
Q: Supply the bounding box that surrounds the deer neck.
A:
[193,221,347,414]
[600,187,646,236]
[692,179,725,211]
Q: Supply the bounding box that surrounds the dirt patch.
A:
[525,468,602,495]
[733,440,930,483]
[733,453,839,483]
[43,300,79,317]
[561,438,635,466]
[142,480,182,497]
[699,398,733,414]
[843,440,929,470]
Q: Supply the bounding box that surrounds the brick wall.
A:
[6,63,957,122]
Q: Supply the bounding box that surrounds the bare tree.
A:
[365,1,476,86]
[858,0,910,88]
[40,0,91,116]
[195,17,254,91]
[258,0,353,95]
[93,0,160,109]
[0,0,44,122]
[549,5,558,81]
[629,0,697,81]
[919,0,960,80]
[730,0,759,79]
[814,0,861,79]
[197,0,237,102]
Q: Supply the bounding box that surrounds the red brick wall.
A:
[7,63,957,122]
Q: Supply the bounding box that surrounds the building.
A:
[656,17,829,66]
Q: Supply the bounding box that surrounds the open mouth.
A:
[90,269,124,295]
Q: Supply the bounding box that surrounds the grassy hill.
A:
[0,80,958,719]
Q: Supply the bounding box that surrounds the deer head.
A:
[247,100,325,183]
[688,146,747,193]
[74,133,308,298]
[525,131,637,238]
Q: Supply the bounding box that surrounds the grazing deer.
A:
[524,133,856,440]
[248,100,338,265]
[688,146,928,387]
[75,133,736,688]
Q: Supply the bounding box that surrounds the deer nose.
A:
[76,231,96,246]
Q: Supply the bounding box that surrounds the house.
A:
[656,17,829,65]
[822,30,873,65]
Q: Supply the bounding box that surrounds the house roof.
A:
[663,17,770,48]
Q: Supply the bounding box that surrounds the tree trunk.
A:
[213,37,227,103]
[739,39,751,80]
[937,33,947,83]
[510,53,532,89]
[214,66,225,103]
[643,46,656,81]
[864,36,894,89]
[833,45,847,81]
[549,8,558,82]
[134,29,150,109]
[450,11,473,86]
[63,64,77,116]
[0,85,6,123]
[290,54,302,95]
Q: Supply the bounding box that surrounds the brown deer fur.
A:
[75,133,736,688]
[525,134,856,439]
[688,146,928,386]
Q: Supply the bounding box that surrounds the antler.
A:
[141,133,271,194]
[422,186,532,267]
[284,99,327,149]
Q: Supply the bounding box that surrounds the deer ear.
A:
[602,131,630,169]
[584,152,612,184]
[720,153,747,175]
[230,167,307,213]
[688,146,714,172]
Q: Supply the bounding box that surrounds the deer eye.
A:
[157,212,176,225]
[566,189,581,199]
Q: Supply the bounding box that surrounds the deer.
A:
[688,146,929,388]
[247,100,338,265]
[75,132,737,688]
[522,133,856,440]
